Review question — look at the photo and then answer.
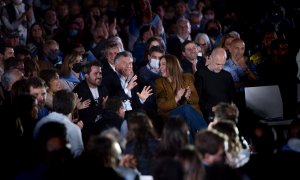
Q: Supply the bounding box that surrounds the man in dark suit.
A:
[101,40,125,97]
[73,61,108,143]
[114,51,153,117]
[167,17,192,59]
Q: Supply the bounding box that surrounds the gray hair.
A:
[1,69,23,91]
[114,51,133,65]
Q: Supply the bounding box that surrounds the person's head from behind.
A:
[13,94,38,120]
[39,68,62,94]
[209,120,243,167]
[158,116,189,158]
[249,121,276,154]
[100,127,127,151]
[212,102,239,123]
[85,135,122,168]
[104,96,125,119]
[4,57,25,73]
[159,54,182,79]
[152,157,184,180]
[114,51,134,78]
[25,77,47,108]
[195,129,227,166]
[127,112,157,142]
[82,61,102,88]
[207,47,227,73]
[175,145,205,180]
[11,78,27,98]
[288,119,300,139]
[53,90,76,116]
[35,121,71,163]
[24,57,40,78]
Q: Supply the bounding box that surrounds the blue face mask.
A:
[48,50,59,63]
[68,29,78,37]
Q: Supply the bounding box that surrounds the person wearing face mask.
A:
[137,46,164,120]
[205,19,223,48]
[38,40,63,70]
[60,51,85,91]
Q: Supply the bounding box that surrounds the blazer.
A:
[73,80,108,134]
[155,73,201,119]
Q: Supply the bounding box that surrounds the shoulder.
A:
[183,73,194,80]
[155,77,165,84]
[73,80,88,91]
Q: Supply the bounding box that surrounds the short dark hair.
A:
[181,40,195,52]
[148,45,165,55]
[104,96,123,112]
[53,90,76,115]
[25,77,46,93]
[82,61,102,75]
[39,68,58,88]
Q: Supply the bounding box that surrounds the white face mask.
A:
[149,58,160,69]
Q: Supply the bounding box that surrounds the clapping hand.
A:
[184,86,191,100]
[175,88,186,102]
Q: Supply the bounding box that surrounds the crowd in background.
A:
[0,0,300,179]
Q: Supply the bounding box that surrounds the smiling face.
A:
[159,58,168,77]
[30,86,47,108]
[86,65,102,88]
[105,46,120,65]
[49,73,62,93]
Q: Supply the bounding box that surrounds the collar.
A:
[177,35,191,43]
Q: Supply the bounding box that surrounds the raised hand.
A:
[137,86,153,101]
[76,98,91,110]
[127,75,138,90]
[184,86,191,100]
[109,17,118,36]
[102,96,108,107]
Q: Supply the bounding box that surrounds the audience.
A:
[0,1,298,179]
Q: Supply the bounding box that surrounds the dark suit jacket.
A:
[102,60,126,97]
[166,35,183,60]
[73,80,108,135]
